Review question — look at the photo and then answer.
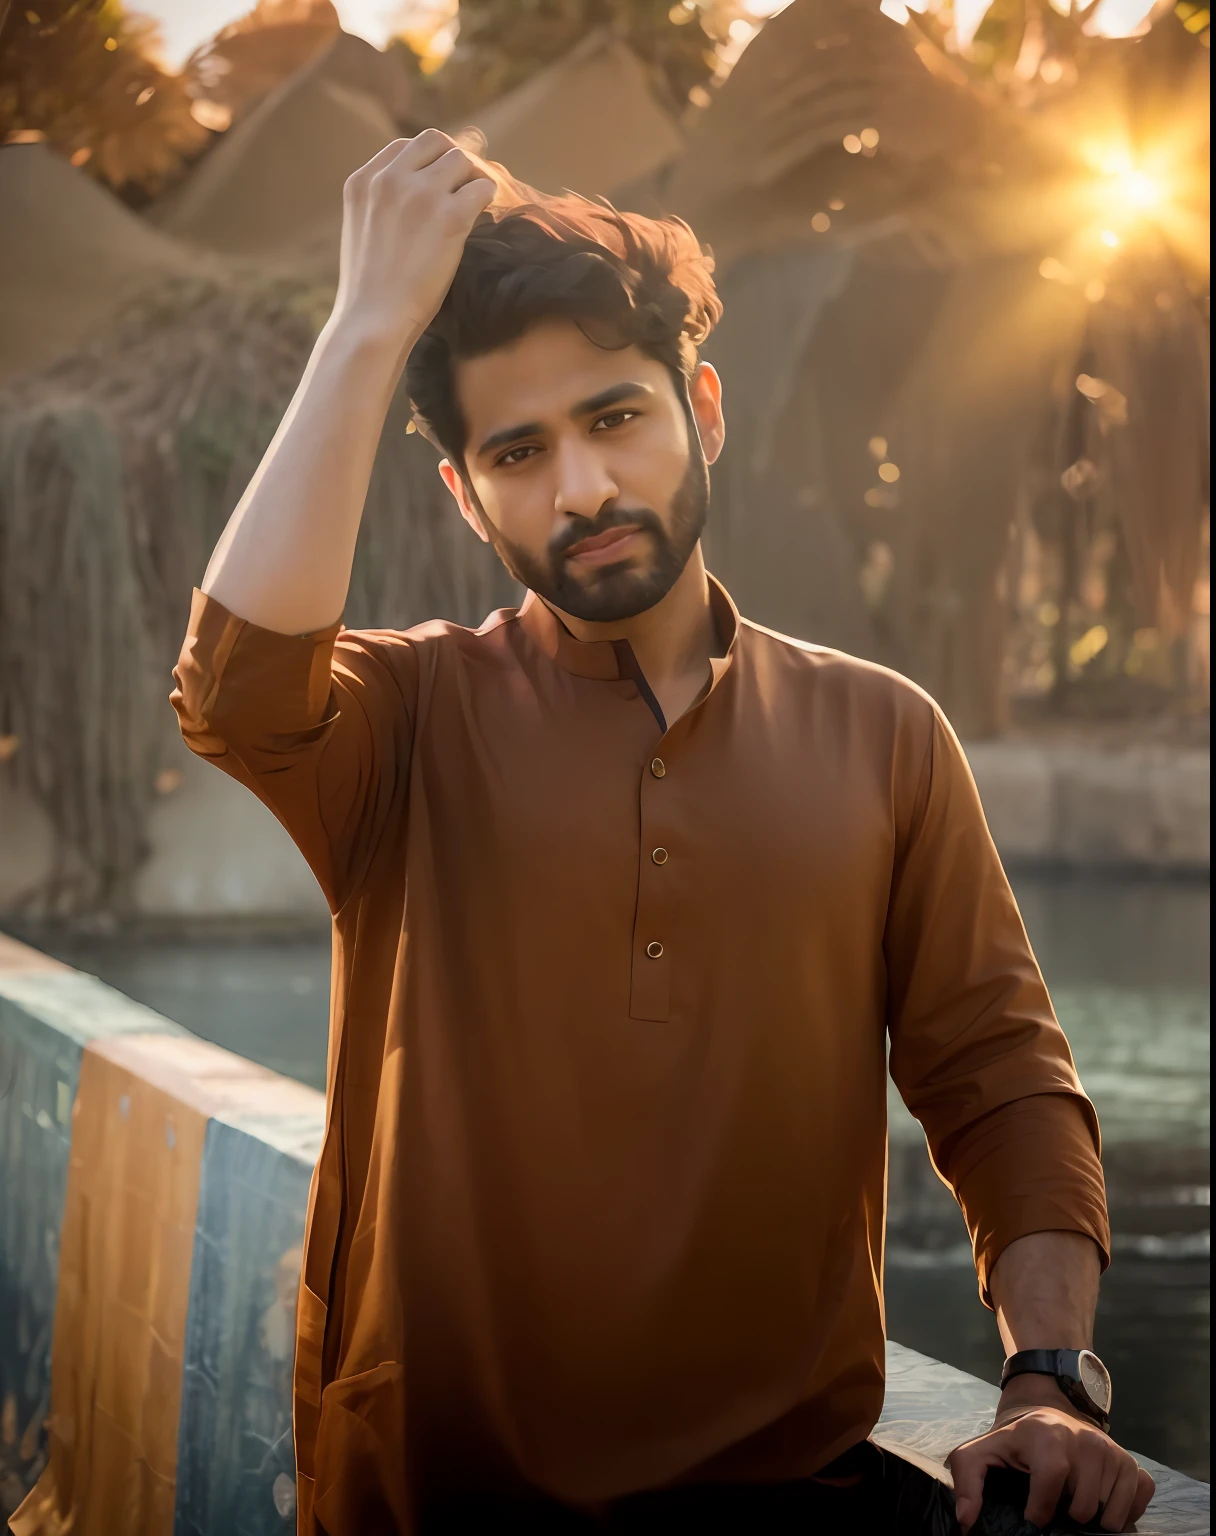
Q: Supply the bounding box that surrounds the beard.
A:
[481,443,709,624]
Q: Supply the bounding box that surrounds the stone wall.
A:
[0,935,322,1532]
[968,740,1209,873]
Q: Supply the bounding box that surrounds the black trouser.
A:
[423,1442,961,1535]
[422,1444,1119,1535]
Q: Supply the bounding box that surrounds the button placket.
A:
[630,750,671,1021]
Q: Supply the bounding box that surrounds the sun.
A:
[1113,169,1164,210]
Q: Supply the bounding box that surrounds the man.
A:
[172,132,1154,1534]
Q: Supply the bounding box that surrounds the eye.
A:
[592,410,638,432]
[495,444,540,467]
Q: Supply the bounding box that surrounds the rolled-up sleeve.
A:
[885,705,1110,1305]
[170,588,418,912]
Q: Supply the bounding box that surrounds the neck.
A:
[551,546,718,719]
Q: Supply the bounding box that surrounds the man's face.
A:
[439,319,724,623]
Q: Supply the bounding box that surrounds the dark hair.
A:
[405,195,722,463]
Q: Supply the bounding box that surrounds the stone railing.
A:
[0,935,1208,1533]
[967,738,1209,872]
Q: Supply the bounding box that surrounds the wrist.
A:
[995,1371,1106,1433]
[320,308,421,380]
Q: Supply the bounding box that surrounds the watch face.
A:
[1077,1350,1112,1413]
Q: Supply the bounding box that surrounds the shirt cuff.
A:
[943,1092,1111,1308]
[171,588,342,752]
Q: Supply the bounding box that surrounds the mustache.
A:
[550,505,666,559]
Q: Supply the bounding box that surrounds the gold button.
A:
[646,941,664,959]
[651,847,668,865]
[650,757,666,778]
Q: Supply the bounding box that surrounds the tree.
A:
[663,0,1208,730]
[0,0,207,192]
[179,0,342,132]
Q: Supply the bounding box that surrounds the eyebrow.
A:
[475,381,653,459]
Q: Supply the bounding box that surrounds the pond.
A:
[17,871,1210,1481]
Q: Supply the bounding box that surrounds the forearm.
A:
[952,1230,1153,1531]
[989,1230,1101,1418]
[201,316,415,635]
[990,1229,1099,1352]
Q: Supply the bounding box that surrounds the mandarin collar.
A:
[517,574,741,684]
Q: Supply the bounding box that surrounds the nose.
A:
[553,435,619,522]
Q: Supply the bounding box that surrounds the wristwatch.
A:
[1000,1348,1112,1433]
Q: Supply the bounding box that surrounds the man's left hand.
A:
[947,1380,1155,1533]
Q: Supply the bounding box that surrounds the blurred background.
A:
[0,0,1208,1502]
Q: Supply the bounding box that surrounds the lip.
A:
[565,525,642,566]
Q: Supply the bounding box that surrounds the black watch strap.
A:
[1001,1349,1112,1433]
[1001,1347,1073,1387]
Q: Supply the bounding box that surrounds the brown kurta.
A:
[171,576,1108,1532]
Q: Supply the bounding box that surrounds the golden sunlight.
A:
[1060,135,1207,277]
[1115,170,1164,209]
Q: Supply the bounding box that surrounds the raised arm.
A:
[201,130,495,635]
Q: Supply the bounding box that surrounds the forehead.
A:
[453,318,676,438]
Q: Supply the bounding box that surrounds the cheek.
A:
[620,425,689,504]
[471,473,554,548]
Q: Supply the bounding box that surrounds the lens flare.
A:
[1115,169,1162,209]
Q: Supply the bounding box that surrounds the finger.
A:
[948,1443,1005,1533]
[357,138,412,177]
[1097,1452,1120,1511]
[345,138,411,198]
[450,140,510,194]
[1100,1458,1144,1532]
[450,175,498,217]
[424,145,481,192]
[1131,1467,1156,1524]
[1023,1447,1071,1530]
[395,127,458,171]
[1068,1449,1107,1525]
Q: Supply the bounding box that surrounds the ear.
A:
[439,459,491,544]
[687,362,725,466]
